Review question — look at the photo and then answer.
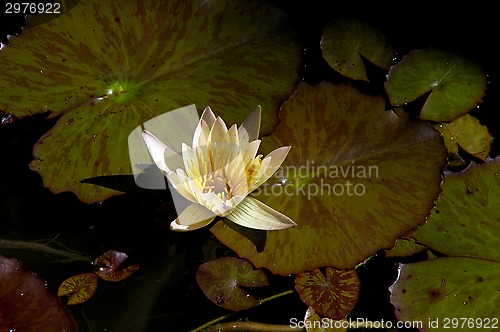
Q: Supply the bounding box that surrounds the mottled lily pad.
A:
[385,238,428,258]
[93,249,139,282]
[196,257,268,311]
[321,18,395,81]
[58,272,98,305]
[211,81,447,275]
[0,254,76,331]
[411,158,499,260]
[295,268,360,319]
[385,48,487,122]
[390,158,500,329]
[0,0,301,203]
[390,257,499,329]
[435,114,492,161]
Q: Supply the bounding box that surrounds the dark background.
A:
[0,1,498,331]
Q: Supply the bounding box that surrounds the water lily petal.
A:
[192,119,211,149]
[238,106,261,144]
[171,203,216,231]
[226,196,296,230]
[241,140,261,166]
[201,192,230,215]
[182,143,202,180]
[209,117,229,143]
[201,106,217,128]
[142,130,183,173]
[166,171,197,202]
[254,146,291,188]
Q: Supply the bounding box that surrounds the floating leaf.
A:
[391,158,500,329]
[295,268,360,320]
[0,0,301,203]
[390,257,499,329]
[385,238,428,258]
[411,158,500,260]
[93,249,139,282]
[211,82,447,275]
[303,307,348,332]
[435,114,492,161]
[385,48,487,122]
[58,272,98,305]
[196,257,268,311]
[321,18,395,81]
[0,254,76,331]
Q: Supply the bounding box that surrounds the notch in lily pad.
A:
[196,257,269,311]
[93,249,140,282]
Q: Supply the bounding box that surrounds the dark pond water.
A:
[1,2,498,331]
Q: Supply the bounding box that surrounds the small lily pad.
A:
[58,272,98,305]
[435,114,492,161]
[321,18,395,81]
[196,257,269,311]
[93,250,139,282]
[0,254,76,331]
[295,268,360,319]
[385,48,487,122]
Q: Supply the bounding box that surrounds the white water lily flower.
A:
[142,106,296,231]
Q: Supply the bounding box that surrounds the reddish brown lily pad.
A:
[295,268,360,320]
[58,273,98,305]
[0,254,76,331]
[196,257,269,311]
[93,249,139,282]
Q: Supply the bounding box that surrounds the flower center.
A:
[201,172,233,201]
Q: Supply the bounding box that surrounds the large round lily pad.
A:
[211,81,447,275]
[385,48,487,122]
[0,0,301,203]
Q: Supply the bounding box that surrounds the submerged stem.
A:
[0,238,93,262]
[191,289,295,332]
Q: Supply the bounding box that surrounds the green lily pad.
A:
[0,0,301,203]
[295,268,360,320]
[196,257,269,311]
[321,18,395,81]
[390,158,500,329]
[390,257,499,330]
[385,238,428,258]
[211,81,447,275]
[411,158,499,260]
[385,48,487,122]
[58,272,98,305]
[435,114,492,161]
